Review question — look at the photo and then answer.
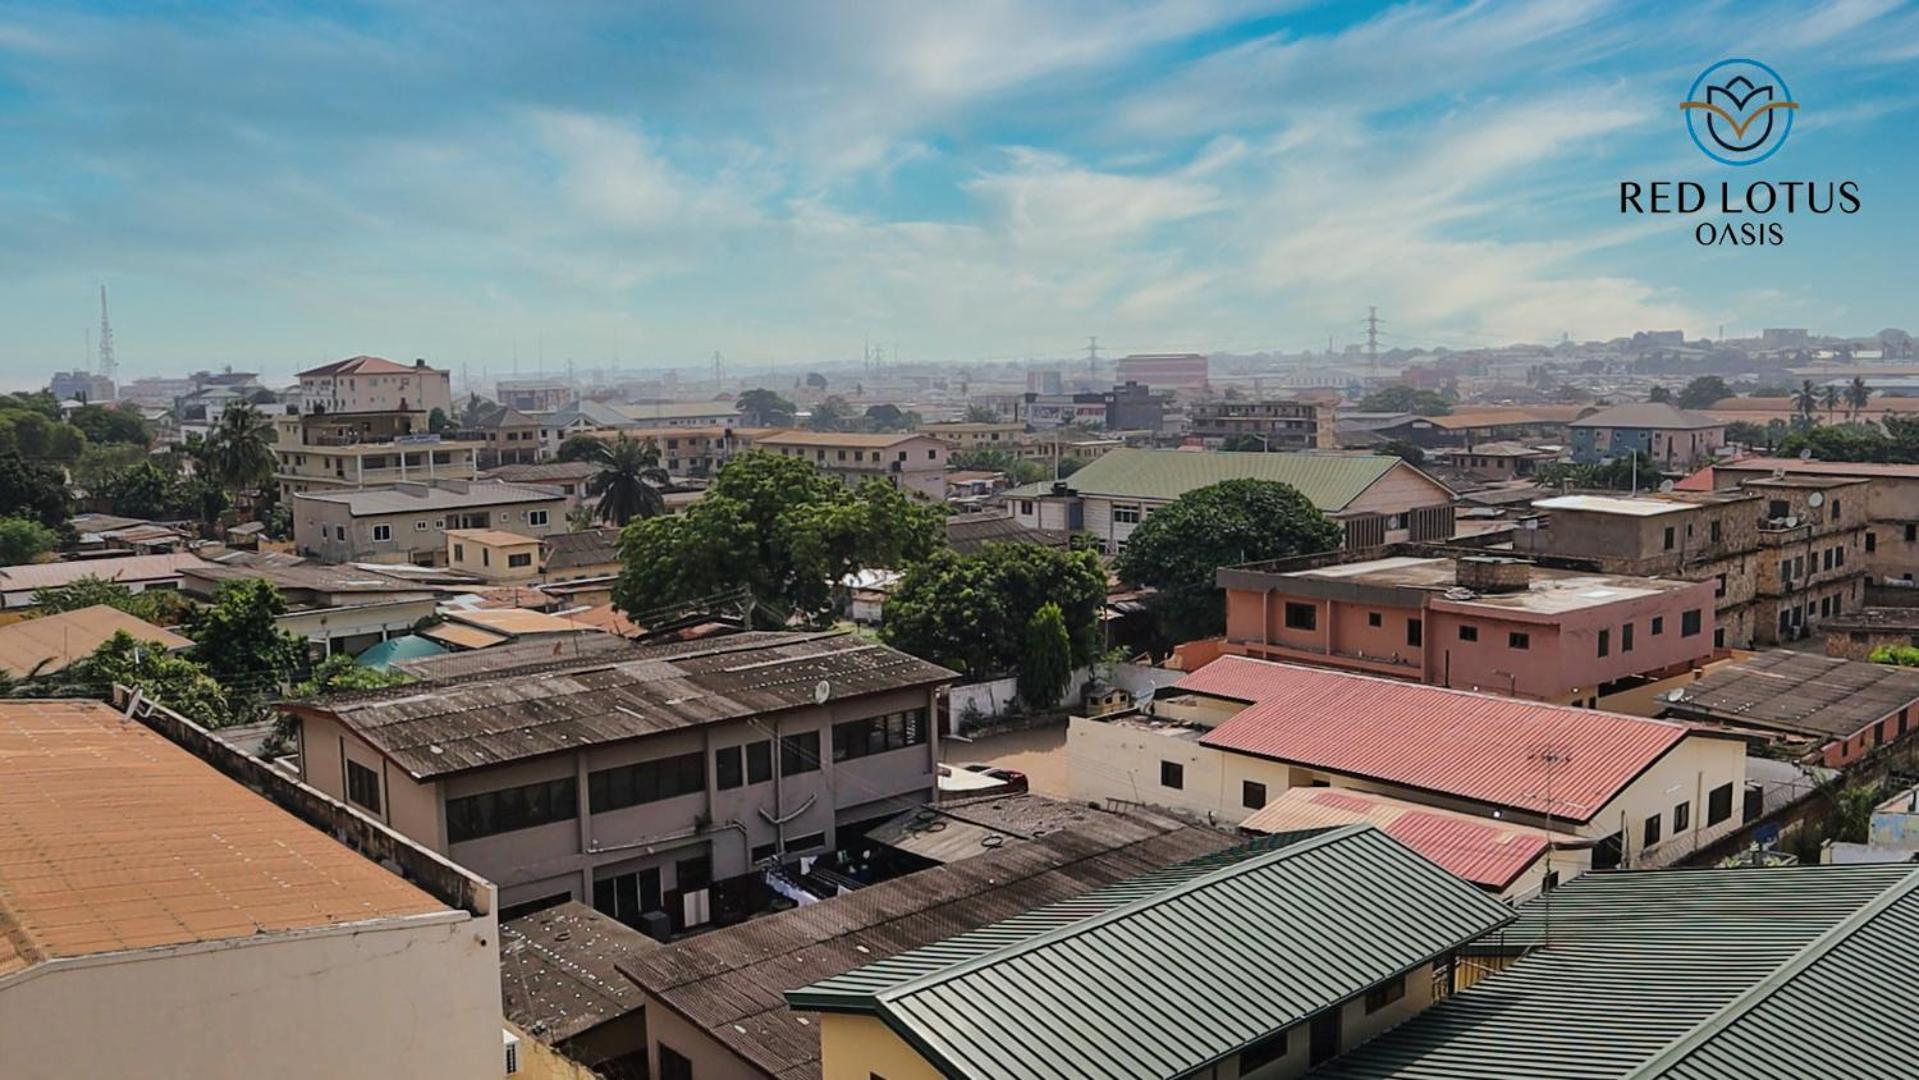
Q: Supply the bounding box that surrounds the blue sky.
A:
[1,1,1917,385]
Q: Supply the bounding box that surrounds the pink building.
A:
[1217,551,1716,706]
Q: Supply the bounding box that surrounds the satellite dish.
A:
[1800,449,1814,460]
[814,680,832,706]
[1659,479,1676,493]
[1808,491,1826,508]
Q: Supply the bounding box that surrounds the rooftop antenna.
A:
[1530,745,1571,948]
[97,285,117,381]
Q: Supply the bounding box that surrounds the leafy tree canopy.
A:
[1677,376,1731,410]
[1017,602,1073,710]
[292,653,410,698]
[808,395,852,432]
[0,516,57,565]
[0,449,72,528]
[183,579,306,717]
[881,543,1105,678]
[64,630,234,728]
[736,388,797,427]
[557,433,609,462]
[962,404,1002,423]
[68,403,151,446]
[1113,478,1342,641]
[948,449,1044,485]
[614,452,943,626]
[1356,385,1452,416]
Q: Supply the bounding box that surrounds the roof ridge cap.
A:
[873,824,1377,1006]
[1620,865,1919,1080]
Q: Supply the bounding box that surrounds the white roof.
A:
[1531,494,1694,517]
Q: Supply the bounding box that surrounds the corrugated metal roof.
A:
[1179,657,1693,822]
[1663,649,1919,741]
[0,605,192,678]
[1567,402,1722,430]
[1001,448,1417,510]
[0,552,212,594]
[500,901,657,1044]
[1321,863,1919,1079]
[1242,787,1554,891]
[391,631,642,681]
[625,811,1238,1080]
[792,825,1514,1080]
[290,480,565,516]
[943,513,1071,556]
[288,631,955,779]
[542,528,622,571]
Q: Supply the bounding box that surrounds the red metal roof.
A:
[298,355,427,377]
[1241,787,1555,890]
[1177,656,1690,822]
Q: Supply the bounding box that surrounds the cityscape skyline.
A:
[3,1,1918,382]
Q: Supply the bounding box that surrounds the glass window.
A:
[446,776,578,843]
[746,740,772,784]
[1673,801,1690,832]
[1242,780,1267,809]
[1160,761,1184,789]
[1508,631,1530,650]
[715,745,743,790]
[1681,609,1703,637]
[587,752,707,813]
[346,759,381,813]
[1283,603,1316,631]
[780,731,820,776]
[1458,625,1478,642]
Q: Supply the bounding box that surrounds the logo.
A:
[1681,59,1797,166]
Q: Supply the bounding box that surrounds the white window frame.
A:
[371,523,393,542]
[528,510,549,526]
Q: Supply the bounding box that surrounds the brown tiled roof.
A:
[755,430,932,448]
[0,700,445,976]
[298,355,432,377]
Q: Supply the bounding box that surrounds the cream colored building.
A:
[0,696,506,1080]
[448,528,544,582]
[273,407,486,496]
[754,431,949,500]
[298,354,454,415]
[1071,657,1748,872]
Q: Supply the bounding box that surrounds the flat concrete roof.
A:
[1531,494,1694,516]
[1290,555,1695,615]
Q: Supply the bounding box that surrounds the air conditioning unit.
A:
[503,1029,521,1075]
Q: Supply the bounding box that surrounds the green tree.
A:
[1356,386,1452,416]
[557,433,609,462]
[203,402,277,494]
[1219,434,1270,452]
[428,406,450,433]
[35,576,158,619]
[1724,420,1772,449]
[99,460,191,520]
[0,516,56,564]
[183,579,306,719]
[735,388,797,427]
[1647,385,1672,404]
[1677,376,1731,409]
[809,395,852,432]
[881,544,1105,678]
[585,435,671,525]
[1794,379,1818,424]
[1376,439,1425,465]
[1777,423,1894,464]
[292,654,410,698]
[948,449,1044,485]
[1847,376,1871,419]
[1017,602,1073,710]
[68,403,151,446]
[962,404,1002,423]
[863,404,918,432]
[615,452,944,626]
[1820,384,1841,422]
[1114,479,1343,641]
[0,449,71,527]
[63,630,233,728]
[1870,644,1919,667]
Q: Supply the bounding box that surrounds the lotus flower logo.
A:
[1682,60,1797,166]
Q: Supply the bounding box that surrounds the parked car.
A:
[937,762,1029,797]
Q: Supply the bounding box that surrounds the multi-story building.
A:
[1216,548,1717,705]
[272,407,486,495]
[612,400,743,428]
[1711,457,1919,591]
[1019,381,1164,431]
[280,631,955,922]
[291,479,567,566]
[493,378,577,413]
[48,370,114,403]
[754,431,948,500]
[446,528,544,582]
[915,420,1028,453]
[1188,397,1338,450]
[1517,479,1869,648]
[1568,401,1726,467]
[180,560,442,658]
[1115,351,1209,393]
[1005,448,1456,554]
[297,355,453,416]
[464,403,543,466]
[0,696,505,1080]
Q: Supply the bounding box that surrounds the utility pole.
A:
[1364,305,1381,372]
[1086,335,1100,376]
[96,285,117,381]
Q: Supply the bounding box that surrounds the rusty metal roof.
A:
[1663,649,1919,741]
[290,631,955,779]
[1179,657,1696,822]
[622,809,1236,1080]
[501,901,658,1045]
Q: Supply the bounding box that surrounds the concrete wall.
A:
[818,1014,947,1080]
[644,993,774,1080]
[293,493,566,564]
[2,912,501,1080]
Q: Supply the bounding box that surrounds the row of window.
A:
[832,709,929,762]
[1597,609,1702,658]
[447,776,578,844]
[344,509,551,544]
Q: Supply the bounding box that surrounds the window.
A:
[1836,545,1846,568]
[1283,602,1317,631]
[1508,631,1530,650]
[1597,628,1610,658]
[716,745,744,790]
[1831,498,1841,519]
[588,752,706,813]
[1364,974,1406,1013]
[1715,574,1727,598]
[334,524,346,541]
[833,709,928,761]
[676,854,712,892]
[1367,611,1382,628]
[1020,500,1034,515]
[746,740,773,784]
[1407,618,1423,647]
[528,510,549,526]
[780,730,821,776]
[1673,801,1690,832]
[1160,760,1184,790]
[508,552,533,568]
[1908,524,1916,543]
[1824,548,1834,571]
[1622,622,1634,653]
[414,520,427,531]
[788,831,827,852]
[1113,504,1142,525]
[368,522,394,542]
[1643,813,1661,848]
[1458,625,1478,642]
[1650,615,1664,636]
[346,759,381,813]
[1242,780,1267,809]
[1663,525,1675,550]
[1239,1030,1289,1073]
[446,777,578,843]
[659,1044,693,1080]
[1780,558,1792,582]
[1681,608,1703,637]
[482,549,491,567]
[452,543,464,561]
[1715,628,1726,648]
[1868,531,1877,552]
[1708,782,1734,825]
[1710,519,1721,543]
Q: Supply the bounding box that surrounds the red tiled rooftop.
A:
[1178,656,1692,822]
[298,355,430,377]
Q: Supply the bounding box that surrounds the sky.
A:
[1,0,1917,386]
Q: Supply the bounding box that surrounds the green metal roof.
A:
[1320,863,1919,1080]
[789,824,1514,1080]
[1002,449,1412,510]
[352,634,447,670]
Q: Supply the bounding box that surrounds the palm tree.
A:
[1794,379,1818,426]
[1847,376,1871,420]
[203,402,276,493]
[1820,384,1841,423]
[586,435,670,525]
